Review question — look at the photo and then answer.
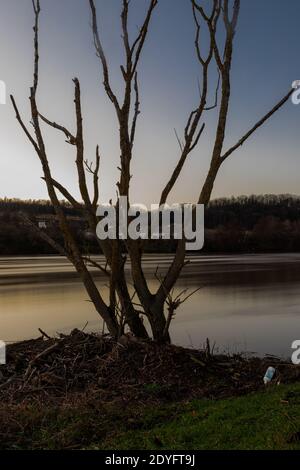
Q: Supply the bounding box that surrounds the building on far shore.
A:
[38,221,47,229]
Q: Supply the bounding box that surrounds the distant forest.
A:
[0,194,300,255]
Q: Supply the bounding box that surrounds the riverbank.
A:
[0,329,300,449]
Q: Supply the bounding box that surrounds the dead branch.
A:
[17,212,67,258]
[41,177,82,210]
[82,256,111,277]
[38,328,52,340]
[89,0,121,114]
[12,0,119,337]
[220,89,294,163]
[159,0,220,205]
[38,112,76,144]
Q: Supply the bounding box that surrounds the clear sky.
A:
[0,0,299,205]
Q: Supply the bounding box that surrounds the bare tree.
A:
[11,0,292,343]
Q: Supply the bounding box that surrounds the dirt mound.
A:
[1,329,299,406]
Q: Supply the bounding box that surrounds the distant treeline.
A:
[0,198,81,217]
[0,198,84,255]
[0,195,300,254]
[205,194,300,253]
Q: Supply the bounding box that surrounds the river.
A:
[0,253,299,357]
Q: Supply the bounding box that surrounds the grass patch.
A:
[92,383,300,451]
[2,383,300,450]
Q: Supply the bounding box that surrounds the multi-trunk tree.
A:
[11,0,292,343]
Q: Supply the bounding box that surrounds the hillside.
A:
[0,195,299,255]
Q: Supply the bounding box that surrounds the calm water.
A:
[0,254,300,357]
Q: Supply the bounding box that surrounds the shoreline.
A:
[0,329,300,450]
[0,330,300,450]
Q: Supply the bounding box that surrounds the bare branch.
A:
[121,0,131,63]
[174,128,184,152]
[89,0,121,114]
[163,287,202,339]
[159,0,221,205]
[32,0,40,93]
[32,0,40,15]
[82,256,111,277]
[156,239,186,305]
[18,212,67,258]
[189,122,206,152]
[192,0,223,71]
[197,0,240,204]
[192,0,213,66]
[38,112,76,144]
[131,0,158,76]
[84,154,101,208]
[221,89,293,163]
[204,71,220,110]
[42,177,82,210]
[130,72,140,146]
[223,0,240,34]
[73,77,92,208]
[93,145,101,208]
[13,0,120,337]
[10,95,40,154]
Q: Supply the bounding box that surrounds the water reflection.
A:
[0,254,300,356]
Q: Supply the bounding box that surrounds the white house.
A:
[38,221,47,229]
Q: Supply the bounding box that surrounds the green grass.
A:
[3,383,300,450]
[91,383,300,450]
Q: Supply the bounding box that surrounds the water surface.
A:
[0,254,299,357]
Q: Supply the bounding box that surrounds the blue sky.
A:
[0,0,299,205]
